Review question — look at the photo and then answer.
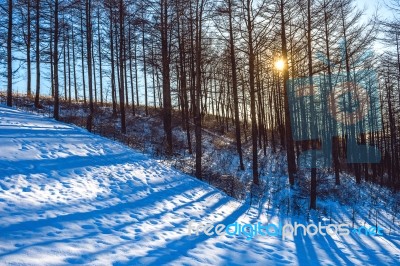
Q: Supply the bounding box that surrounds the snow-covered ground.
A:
[0,105,399,265]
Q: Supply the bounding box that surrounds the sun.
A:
[275,59,285,71]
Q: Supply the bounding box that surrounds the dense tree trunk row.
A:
[2,0,400,207]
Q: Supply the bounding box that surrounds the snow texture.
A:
[0,105,399,265]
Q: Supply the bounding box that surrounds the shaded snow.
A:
[0,105,399,265]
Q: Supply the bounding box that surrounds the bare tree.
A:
[7,0,12,107]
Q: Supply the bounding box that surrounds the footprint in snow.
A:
[47,232,57,237]
[272,253,285,260]
[65,257,87,264]
[53,223,64,230]
[99,227,113,234]
[120,235,131,240]
[22,186,32,192]
[62,182,72,188]
[0,184,10,191]
[81,224,95,230]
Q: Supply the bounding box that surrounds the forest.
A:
[1,0,400,210]
[1,0,400,264]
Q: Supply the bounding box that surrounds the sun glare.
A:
[275,59,285,71]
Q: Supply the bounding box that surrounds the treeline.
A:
[1,0,400,208]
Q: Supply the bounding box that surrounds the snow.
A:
[0,105,399,265]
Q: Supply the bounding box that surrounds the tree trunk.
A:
[80,7,87,104]
[67,29,71,103]
[245,0,259,185]
[195,0,205,179]
[86,0,94,131]
[128,22,135,114]
[119,0,126,133]
[280,0,296,186]
[34,0,40,108]
[72,21,78,102]
[228,0,244,171]
[110,7,117,117]
[7,0,13,107]
[134,37,139,107]
[307,0,317,210]
[142,11,148,115]
[27,0,32,97]
[97,7,103,106]
[323,0,340,185]
[161,0,173,155]
[53,0,60,120]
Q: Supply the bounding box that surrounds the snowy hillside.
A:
[0,105,399,265]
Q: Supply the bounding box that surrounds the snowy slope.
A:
[0,105,399,266]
